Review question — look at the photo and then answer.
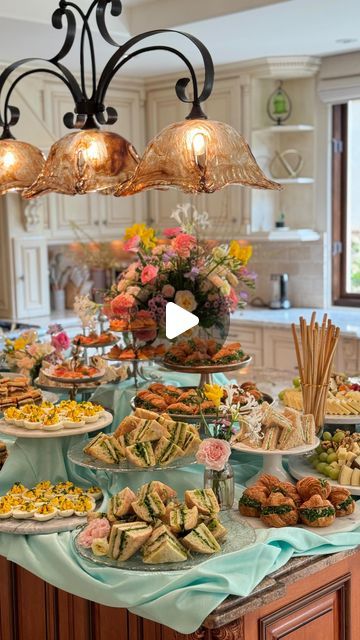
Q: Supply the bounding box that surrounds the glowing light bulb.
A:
[84,140,100,161]
[191,131,207,170]
[3,151,15,168]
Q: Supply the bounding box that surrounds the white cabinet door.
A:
[227,322,264,366]
[263,329,298,372]
[13,238,50,318]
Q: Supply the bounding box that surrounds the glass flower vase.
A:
[204,462,234,510]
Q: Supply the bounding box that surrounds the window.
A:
[332,101,360,306]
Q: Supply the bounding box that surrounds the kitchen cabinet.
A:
[0,550,358,639]
[12,237,50,318]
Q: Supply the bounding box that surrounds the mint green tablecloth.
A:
[1,372,360,633]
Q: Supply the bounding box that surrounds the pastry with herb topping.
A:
[329,487,355,517]
[299,494,335,527]
[239,485,268,517]
[296,476,331,501]
[260,492,298,528]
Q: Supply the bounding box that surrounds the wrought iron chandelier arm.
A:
[96,0,123,48]
[97,45,199,122]
[96,29,214,115]
[0,58,83,134]
[58,1,98,99]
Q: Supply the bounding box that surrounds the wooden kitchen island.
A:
[1,548,359,640]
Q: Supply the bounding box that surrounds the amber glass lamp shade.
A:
[115,119,281,196]
[0,139,45,196]
[23,129,140,198]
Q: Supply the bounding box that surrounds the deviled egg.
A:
[57,498,75,518]
[0,499,13,519]
[7,482,26,495]
[73,496,95,517]
[86,486,103,501]
[12,502,37,519]
[33,504,57,521]
[23,419,43,430]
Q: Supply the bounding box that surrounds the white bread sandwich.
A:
[108,487,136,518]
[154,437,183,465]
[301,414,316,444]
[134,407,160,421]
[169,505,198,533]
[125,442,156,467]
[132,490,166,522]
[184,489,220,515]
[114,415,143,438]
[137,481,177,503]
[108,522,152,561]
[203,517,227,540]
[84,433,124,464]
[142,530,188,564]
[182,523,221,554]
[131,419,169,443]
[181,432,202,456]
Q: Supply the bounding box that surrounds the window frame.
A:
[332,102,360,306]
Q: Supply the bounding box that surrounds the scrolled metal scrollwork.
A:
[0,0,215,138]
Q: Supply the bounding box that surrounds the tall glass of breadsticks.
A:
[291,313,340,433]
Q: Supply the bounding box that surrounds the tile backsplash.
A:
[249,234,328,308]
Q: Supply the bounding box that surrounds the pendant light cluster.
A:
[0,0,280,198]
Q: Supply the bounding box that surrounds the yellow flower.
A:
[229,241,252,264]
[203,384,223,408]
[124,223,156,250]
[13,337,27,351]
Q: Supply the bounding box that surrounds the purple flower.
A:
[148,295,167,323]
[47,323,63,335]
[184,266,200,282]
[239,291,248,300]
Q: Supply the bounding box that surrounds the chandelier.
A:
[0,0,281,197]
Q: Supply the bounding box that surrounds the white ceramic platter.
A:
[236,495,360,536]
[232,439,319,457]
[288,454,360,496]
[0,411,113,439]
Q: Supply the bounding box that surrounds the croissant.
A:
[329,487,355,517]
[296,476,331,501]
[260,493,298,528]
[299,494,335,527]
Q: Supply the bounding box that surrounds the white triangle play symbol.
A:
[165,302,199,340]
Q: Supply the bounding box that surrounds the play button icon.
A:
[165,302,199,340]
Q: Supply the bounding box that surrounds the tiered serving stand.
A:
[162,355,252,386]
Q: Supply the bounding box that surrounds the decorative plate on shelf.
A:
[72,509,256,573]
[0,411,113,439]
[68,440,197,472]
[288,455,360,496]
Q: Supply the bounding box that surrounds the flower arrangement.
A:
[3,326,70,382]
[107,204,255,335]
[73,295,100,331]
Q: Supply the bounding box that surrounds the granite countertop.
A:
[232,307,360,338]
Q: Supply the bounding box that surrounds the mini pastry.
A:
[238,485,268,517]
[299,494,335,527]
[296,477,331,500]
[275,482,302,507]
[329,488,355,517]
[260,493,298,528]
[257,474,280,493]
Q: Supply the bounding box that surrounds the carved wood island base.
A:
[1,548,359,640]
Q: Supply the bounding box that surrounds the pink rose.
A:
[228,287,238,312]
[78,518,110,548]
[51,331,70,352]
[111,293,136,316]
[141,265,159,285]
[196,438,231,471]
[163,226,182,238]
[123,235,140,252]
[162,284,175,298]
[171,233,197,258]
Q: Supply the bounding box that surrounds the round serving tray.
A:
[0,512,90,535]
[41,368,105,384]
[102,355,163,364]
[162,355,252,375]
[72,508,256,573]
[232,439,319,485]
[0,410,113,439]
[288,454,360,496]
[74,339,119,350]
[35,377,102,393]
[131,390,274,423]
[68,439,197,472]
